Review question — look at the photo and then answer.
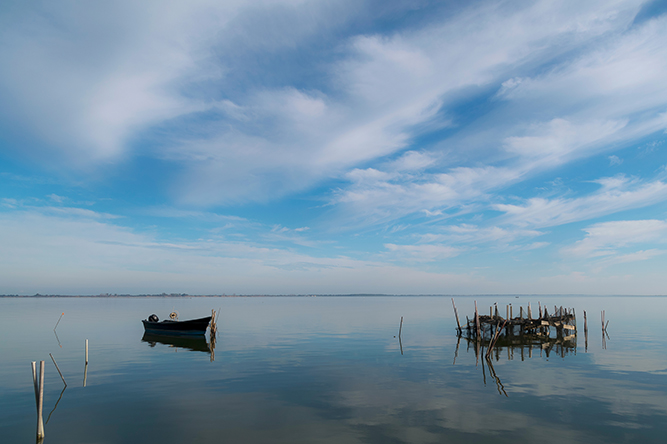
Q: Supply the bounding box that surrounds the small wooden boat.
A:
[142,313,211,335]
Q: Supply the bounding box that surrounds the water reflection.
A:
[141,332,214,355]
[457,334,579,397]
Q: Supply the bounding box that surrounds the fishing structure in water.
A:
[451,299,579,360]
[451,298,581,396]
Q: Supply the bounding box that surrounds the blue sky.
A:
[2,0,667,295]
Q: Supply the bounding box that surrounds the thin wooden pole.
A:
[451,298,461,333]
[474,301,481,339]
[54,312,64,331]
[528,303,532,319]
[85,339,89,364]
[49,353,67,387]
[38,361,44,438]
[398,316,403,338]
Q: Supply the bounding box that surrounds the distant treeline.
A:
[0,293,446,298]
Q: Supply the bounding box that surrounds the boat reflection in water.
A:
[141,332,216,360]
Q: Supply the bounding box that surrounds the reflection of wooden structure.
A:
[459,332,577,361]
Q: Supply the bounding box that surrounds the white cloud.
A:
[420,224,543,246]
[503,118,627,165]
[384,243,462,262]
[3,0,657,209]
[609,155,623,165]
[562,219,667,258]
[0,207,489,294]
[496,176,667,228]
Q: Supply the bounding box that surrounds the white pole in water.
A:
[85,339,89,364]
[32,361,45,439]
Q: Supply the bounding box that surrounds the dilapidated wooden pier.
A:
[451,299,577,357]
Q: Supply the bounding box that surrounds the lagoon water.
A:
[2,296,667,443]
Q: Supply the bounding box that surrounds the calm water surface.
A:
[2,296,667,443]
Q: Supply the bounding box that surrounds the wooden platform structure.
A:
[451,299,577,357]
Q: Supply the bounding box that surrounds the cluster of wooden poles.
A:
[452,298,577,345]
[31,338,88,441]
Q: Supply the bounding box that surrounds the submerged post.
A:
[85,339,89,364]
[398,316,403,338]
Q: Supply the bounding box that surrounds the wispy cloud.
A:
[562,219,667,258]
[496,176,667,228]
[0,208,486,294]
[384,243,462,262]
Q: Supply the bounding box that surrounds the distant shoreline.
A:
[1,293,663,298]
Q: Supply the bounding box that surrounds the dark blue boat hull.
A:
[142,316,211,336]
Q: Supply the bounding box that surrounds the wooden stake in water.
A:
[31,361,45,439]
[474,301,481,339]
[451,298,461,333]
[54,312,64,331]
[49,353,67,387]
[398,316,403,338]
[85,339,89,364]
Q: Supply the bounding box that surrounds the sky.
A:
[1,0,667,295]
